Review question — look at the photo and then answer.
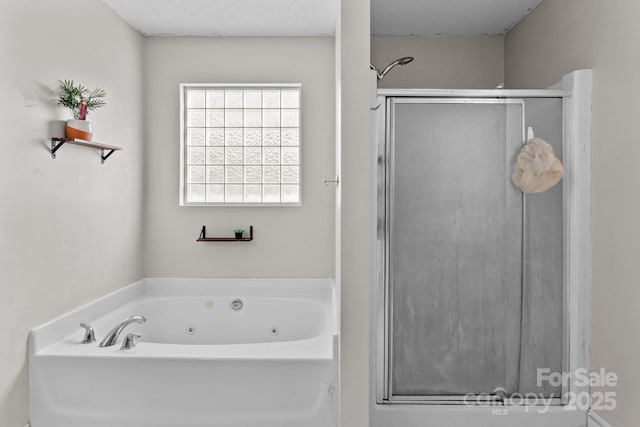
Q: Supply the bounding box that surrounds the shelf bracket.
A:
[101,149,116,164]
[51,138,67,159]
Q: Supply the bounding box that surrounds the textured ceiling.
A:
[100,0,338,36]
[100,0,542,37]
[371,0,544,36]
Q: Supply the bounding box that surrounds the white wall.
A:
[506,1,640,426]
[143,37,335,278]
[371,36,504,89]
[338,0,371,425]
[0,1,145,425]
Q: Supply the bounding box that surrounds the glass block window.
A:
[180,84,301,205]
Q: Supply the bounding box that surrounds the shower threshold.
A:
[388,394,564,406]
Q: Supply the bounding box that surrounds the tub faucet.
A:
[99,315,146,347]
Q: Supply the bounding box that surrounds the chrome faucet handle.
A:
[79,323,96,344]
[120,333,141,350]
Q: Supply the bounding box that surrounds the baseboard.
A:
[588,410,613,427]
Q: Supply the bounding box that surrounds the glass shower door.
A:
[385,99,525,401]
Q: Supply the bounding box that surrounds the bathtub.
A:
[29,278,338,427]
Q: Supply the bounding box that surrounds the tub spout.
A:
[99,315,146,347]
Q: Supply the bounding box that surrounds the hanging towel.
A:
[512,137,564,194]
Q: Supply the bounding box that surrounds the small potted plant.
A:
[234,228,245,239]
[57,79,107,141]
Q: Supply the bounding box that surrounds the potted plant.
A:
[234,229,245,239]
[57,79,106,141]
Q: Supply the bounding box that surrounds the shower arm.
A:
[369,64,383,80]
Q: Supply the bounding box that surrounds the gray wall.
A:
[0,1,145,425]
[506,1,640,426]
[143,37,335,277]
[371,36,504,89]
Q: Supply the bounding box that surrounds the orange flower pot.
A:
[66,119,93,141]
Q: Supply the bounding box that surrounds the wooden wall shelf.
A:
[50,138,122,164]
[197,225,254,242]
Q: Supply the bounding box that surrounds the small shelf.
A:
[197,225,254,242]
[51,138,122,164]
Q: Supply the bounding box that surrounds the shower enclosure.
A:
[371,71,591,427]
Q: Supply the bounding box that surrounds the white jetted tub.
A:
[29,278,338,427]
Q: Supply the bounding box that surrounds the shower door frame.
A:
[373,81,591,413]
[382,97,532,404]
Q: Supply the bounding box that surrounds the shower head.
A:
[370,56,415,80]
[394,56,415,66]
